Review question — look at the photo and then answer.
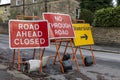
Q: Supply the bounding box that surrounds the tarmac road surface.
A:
[0,34,120,80]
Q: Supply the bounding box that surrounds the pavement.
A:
[82,45,120,54]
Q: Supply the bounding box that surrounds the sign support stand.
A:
[43,13,78,73]
[55,39,64,73]
[39,48,45,73]
[74,45,96,66]
[12,49,15,70]
[53,38,79,73]
[90,45,96,64]
[11,15,46,73]
[12,49,21,70]
[75,47,85,67]
[73,20,96,66]
[32,49,36,59]
[17,49,21,70]
[53,41,61,65]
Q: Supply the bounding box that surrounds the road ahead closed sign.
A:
[73,23,94,46]
[43,13,75,39]
[9,20,49,49]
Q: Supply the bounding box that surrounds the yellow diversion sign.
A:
[73,23,94,46]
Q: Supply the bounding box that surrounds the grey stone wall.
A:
[92,27,120,47]
[47,0,79,20]
[10,0,79,20]
[0,23,8,34]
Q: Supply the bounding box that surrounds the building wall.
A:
[47,0,79,20]
[24,0,45,18]
[11,0,24,18]
[0,23,8,34]
[0,4,10,23]
[10,0,79,20]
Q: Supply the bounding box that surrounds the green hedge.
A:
[79,9,94,24]
[92,6,120,27]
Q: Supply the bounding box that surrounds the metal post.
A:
[23,0,25,15]
[45,0,47,12]
[76,8,80,19]
[68,0,70,13]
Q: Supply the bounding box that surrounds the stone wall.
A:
[92,27,120,47]
[0,23,8,34]
[11,0,79,20]
[47,0,79,20]
[0,4,10,23]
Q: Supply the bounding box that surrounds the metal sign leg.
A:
[90,45,96,64]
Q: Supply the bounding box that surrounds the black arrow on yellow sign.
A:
[81,34,88,40]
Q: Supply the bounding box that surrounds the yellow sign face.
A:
[73,23,94,46]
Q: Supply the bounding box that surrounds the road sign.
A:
[43,13,75,39]
[9,20,49,49]
[73,23,94,46]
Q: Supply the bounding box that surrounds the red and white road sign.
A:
[43,13,75,39]
[9,20,49,49]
